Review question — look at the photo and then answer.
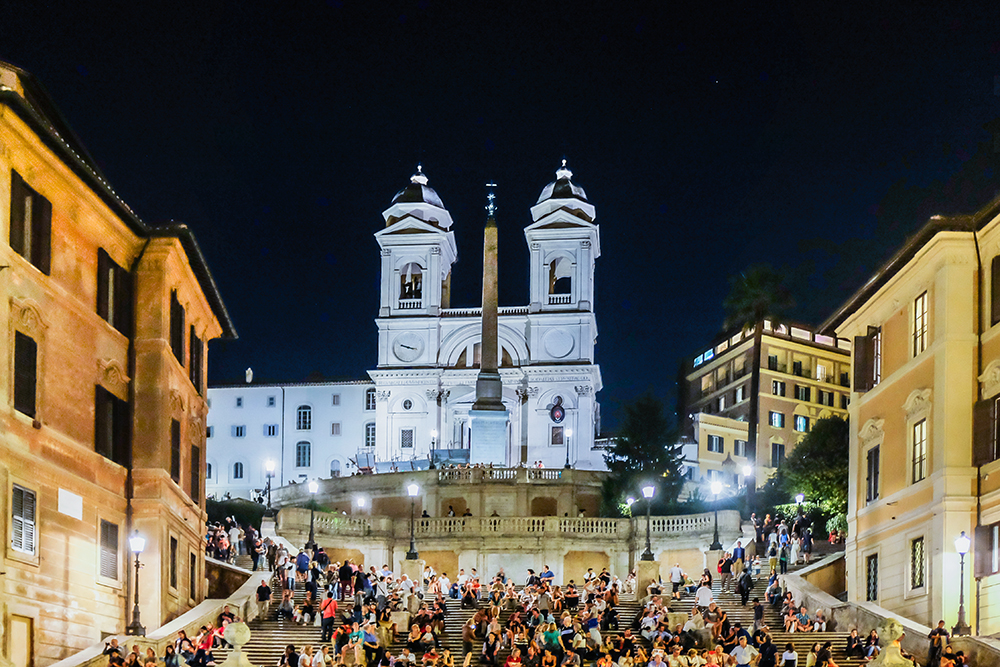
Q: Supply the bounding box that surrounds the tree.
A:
[781,416,850,515]
[602,393,686,514]
[723,264,792,508]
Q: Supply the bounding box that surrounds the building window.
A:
[769,411,785,428]
[99,520,119,580]
[365,388,376,411]
[13,332,37,418]
[793,360,803,377]
[866,553,879,601]
[296,441,311,468]
[767,354,779,371]
[189,552,198,600]
[551,426,564,446]
[170,291,185,366]
[841,395,849,410]
[771,380,785,397]
[332,394,341,406]
[297,405,312,430]
[403,399,413,411]
[795,385,810,402]
[401,429,414,448]
[95,385,129,466]
[169,537,178,589]
[232,425,246,438]
[873,328,883,385]
[264,424,278,437]
[364,423,376,449]
[9,171,52,274]
[12,484,36,555]
[207,426,213,438]
[866,446,880,503]
[912,419,928,483]
[189,327,203,392]
[770,443,785,468]
[206,462,213,479]
[817,390,834,406]
[330,460,341,477]
[233,462,244,479]
[331,423,341,436]
[97,249,131,336]
[734,439,747,457]
[910,537,925,590]
[794,415,809,433]
[267,395,276,407]
[735,386,745,403]
[716,395,726,411]
[235,396,243,408]
[190,445,201,504]
[913,292,928,356]
[170,419,181,483]
[707,435,724,453]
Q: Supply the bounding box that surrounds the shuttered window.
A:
[97,249,132,336]
[100,520,119,580]
[190,445,201,504]
[866,446,880,503]
[974,398,999,466]
[169,536,178,589]
[14,332,37,418]
[189,326,202,392]
[190,552,198,600]
[170,419,181,483]
[9,171,52,275]
[170,291,185,365]
[95,385,130,466]
[853,326,882,392]
[12,485,36,555]
[992,256,1000,326]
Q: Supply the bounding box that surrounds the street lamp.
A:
[954,531,972,636]
[126,531,146,636]
[305,479,319,551]
[742,465,752,488]
[264,459,276,516]
[710,480,723,551]
[640,484,655,561]
[356,497,366,509]
[795,493,805,506]
[406,483,420,560]
[564,428,574,469]
[430,430,438,468]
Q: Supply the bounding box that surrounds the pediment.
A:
[376,214,445,236]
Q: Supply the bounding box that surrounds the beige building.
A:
[678,322,851,489]
[822,193,1000,632]
[0,61,235,666]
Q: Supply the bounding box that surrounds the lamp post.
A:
[640,484,655,561]
[710,480,723,551]
[742,465,752,489]
[795,493,805,506]
[430,430,438,469]
[564,428,574,469]
[126,531,146,636]
[305,479,319,552]
[406,483,420,560]
[357,497,366,511]
[264,459,275,516]
[954,531,972,636]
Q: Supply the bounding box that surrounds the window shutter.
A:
[100,521,119,579]
[10,171,26,254]
[13,332,37,418]
[97,249,111,320]
[113,391,130,466]
[115,263,134,337]
[12,485,36,554]
[171,420,181,482]
[95,385,112,459]
[992,256,1000,327]
[190,445,201,504]
[975,524,992,579]
[33,194,52,275]
[973,398,996,466]
[853,335,872,392]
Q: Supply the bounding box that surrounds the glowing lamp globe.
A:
[407,483,419,497]
[642,485,655,499]
[955,531,971,555]
[308,480,319,494]
[711,481,723,496]
[129,532,145,554]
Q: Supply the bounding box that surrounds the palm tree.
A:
[723,265,792,509]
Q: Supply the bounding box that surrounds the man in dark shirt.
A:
[928,620,950,667]
[256,580,272,619]
[278,645,298,667]
[339,562,354,600]
[757,634,778,667]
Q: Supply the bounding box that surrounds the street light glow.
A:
[795,493,805,505]
[407,483,419,497]
[955,531,971,555]
[356,497,366,508]
[430,429,438,438]
[265,459,275,473]
[308,480,319,494]
[129,531,145,554]
[742,465,752,477]
[642,485,655,499]
[711,481,723,496]
[626,497,635,507]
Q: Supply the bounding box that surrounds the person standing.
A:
[669,563,684,601]
[256,579,272,619]
[320,592,338,642]
[928,620,949,667]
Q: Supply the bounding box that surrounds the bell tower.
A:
[525,160,600,313]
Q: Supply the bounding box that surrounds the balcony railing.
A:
[397,298,423,310]
[548,294,572,305]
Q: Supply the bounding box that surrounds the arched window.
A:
[400,263,423,299]
[233,461,244,479]
[206,462,213,479]
[365,388,376,411]
[297,405,312,430]
[548,257,573,295]
[330,459,342,478]
[364,423,376,449]
[296,441,311,468]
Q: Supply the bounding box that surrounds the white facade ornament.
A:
[575,385,593,396]
[526,386,540,397]
[902,388,932,420]
[376,390,391,402]
[980,359,1000,399]
[859,418,885,447]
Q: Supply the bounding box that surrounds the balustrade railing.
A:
[398,298,423,310]
[548,294,572,305]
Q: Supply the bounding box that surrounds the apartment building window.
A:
[716,395,726,411]
[267,395,276,407]
[207,426,214,438]
[841,395,849,410]
[99,520,119,580]
[190,445,201,504]
[264,424,278,437]
[296,441,311,467]
[793,360,803,376]
[734,440,747,457]
[235,396,243,408]
[97,249,131,335]
[401,429,414,449]
[735,386,746,402]
[233,462,244,479]
[189,327,203,392]
[817,390,834,407]
[866,554,879,601]
[854,326,883,392]
[169,537,178,589]
[170,420,181,483]
[297,405,312,430]
[206,463,212,479]
[551,426,565,446]
[9,171,52,274]
[170,291,185,365]
[767,355,779,371]
[910,537,925,590]
[231,425,246,438]
[771,443,785,468]
[707,435,724,453]
[795,385,810,402]
[769,411,785,428]
[331,423,341,436]
[12,484,37,555]
[771,380,785,397]
[365,388,377,410]
[913,292,928,356]
[95,386,129,466]
[912,419,928,483]
[332,394,341,406]
[866,446,880,503]
[794,415,809,433]
[365,423,376,449]
[13,332,37,418]
[189,552,198,600]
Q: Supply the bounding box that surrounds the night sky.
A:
[3,3,1000,429]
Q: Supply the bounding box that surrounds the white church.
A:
[206,162,604,498]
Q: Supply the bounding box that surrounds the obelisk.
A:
[469,183,510,465]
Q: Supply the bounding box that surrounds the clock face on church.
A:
[392,332,425,362]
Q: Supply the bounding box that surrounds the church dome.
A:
[391,165,445,209]
[536,160,588,204]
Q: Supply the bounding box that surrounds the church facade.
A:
[206,163,604,496]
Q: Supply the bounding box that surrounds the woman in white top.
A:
[789,538,801,567]
[298,646,314,667]
[781,642,797,667]
[312,646,331,667]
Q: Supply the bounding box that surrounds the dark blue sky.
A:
[3,2,1000,428]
